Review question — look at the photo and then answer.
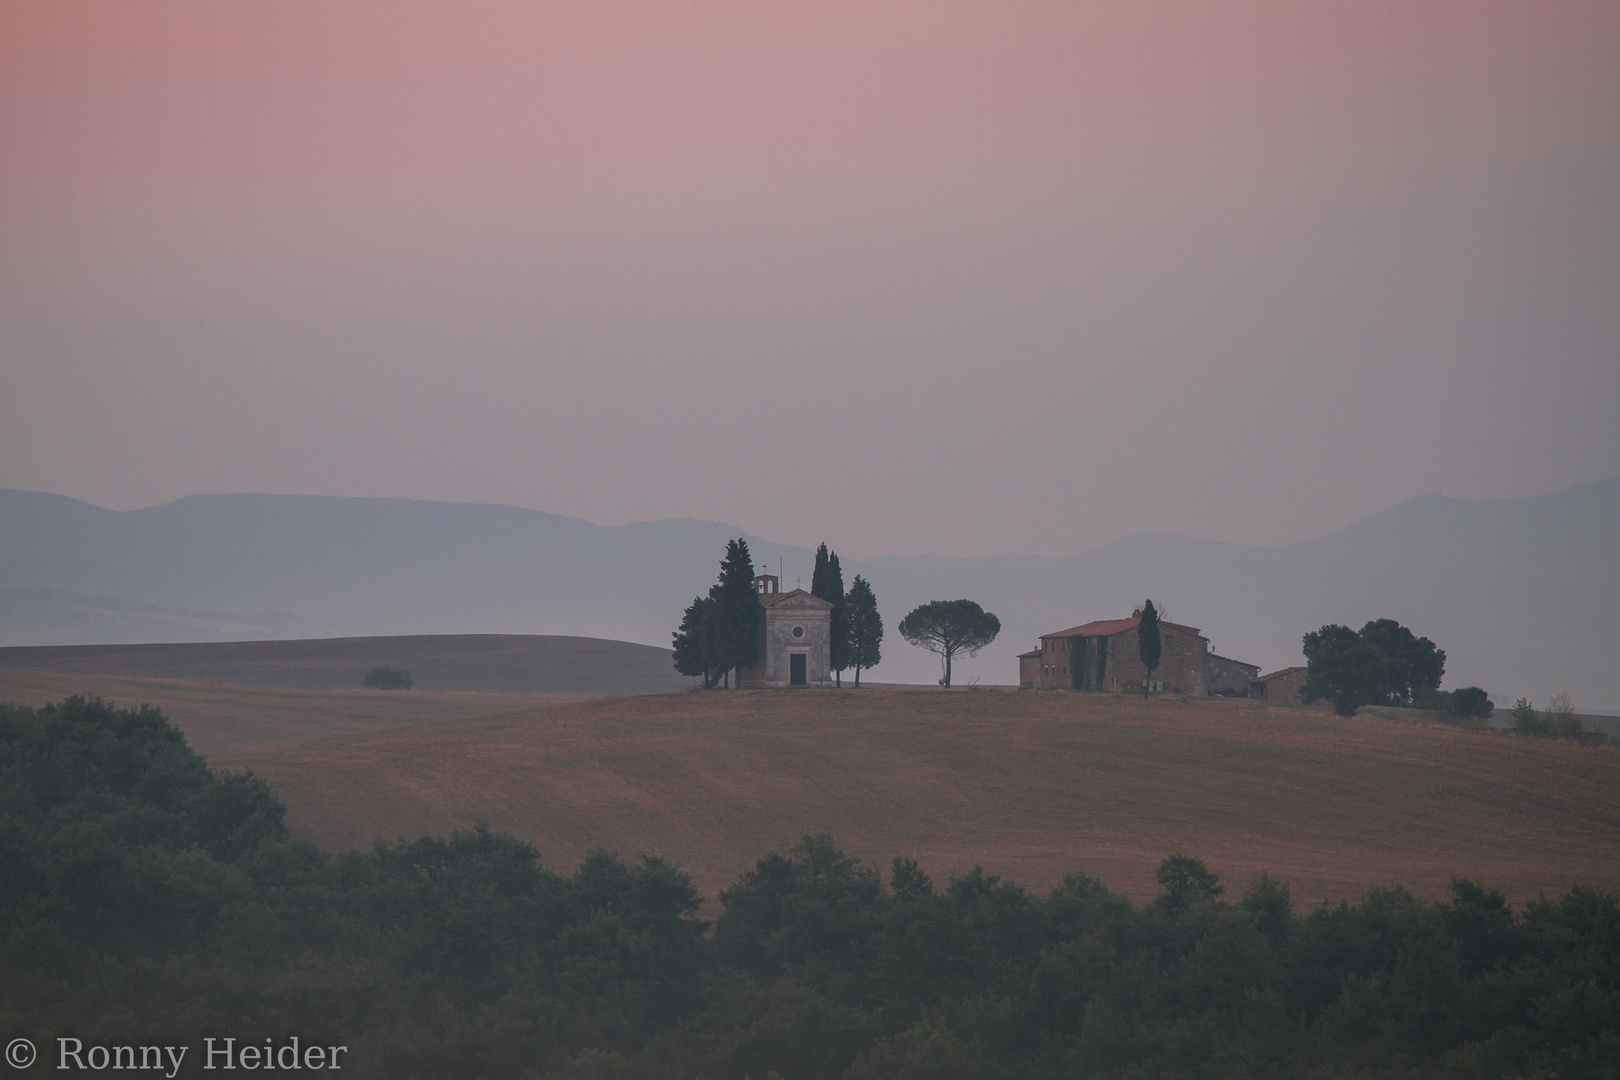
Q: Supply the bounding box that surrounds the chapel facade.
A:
[735,575,835,688]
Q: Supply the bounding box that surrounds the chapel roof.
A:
[761,588,834,609]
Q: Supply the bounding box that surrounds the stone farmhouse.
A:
[1018,613,1260,697]
[736,574,834,688]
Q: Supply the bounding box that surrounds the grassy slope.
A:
[216,688,1620,909]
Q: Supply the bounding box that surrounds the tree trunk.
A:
[944,649,953,688]
[854,666,861,688]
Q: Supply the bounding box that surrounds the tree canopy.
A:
[1301,623,1391,715]
[1154,852,1224,912]
[897,599,1000,688]
[1300,619,1446,716]
[1357,618,1446,704]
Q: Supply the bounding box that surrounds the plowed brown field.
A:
[213,688,1620,910]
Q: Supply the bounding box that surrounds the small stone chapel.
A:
[736,574,834,688]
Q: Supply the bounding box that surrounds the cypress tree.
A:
[829,551,847,686]
[716,538,762,686]
[1138,599,1162,698]
[811,543,830,599]
[811,545,849,687]
[845,575,883,687]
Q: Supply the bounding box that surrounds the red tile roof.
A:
[1042,617,1139,639]
[1039,617,1204,640]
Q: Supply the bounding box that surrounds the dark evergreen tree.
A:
[1137,598,1162,698]
[844,575,883,687]
[716,538,762,686]
[811,542,850,686]
[828,551,848,685]
[673,538,762,688]
[672,589,726,688]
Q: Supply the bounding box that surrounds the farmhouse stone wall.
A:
[1205,653,1261,696]
[1032,636,1073,688]
[1104,622,1210,695]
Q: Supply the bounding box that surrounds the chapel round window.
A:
[792,625,805,638]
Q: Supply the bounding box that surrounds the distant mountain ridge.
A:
[2,480,1616,707]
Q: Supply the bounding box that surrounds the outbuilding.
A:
[1250,666,1309,704]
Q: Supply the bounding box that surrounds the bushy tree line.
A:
[1303,619,1457,716]
[5,697,1619,1079]
[1510,692,1592,739]
[1,697,706,1077]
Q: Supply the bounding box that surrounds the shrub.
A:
[362,665,413,689]
[1449,686,1493,720]
[1545,691,1584,738]
[1512,693,1585,738]
[1412,684,1453,712]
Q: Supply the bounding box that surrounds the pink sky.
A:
[3,1,1617,556]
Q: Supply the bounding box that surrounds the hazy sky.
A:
[3,1,1617,558]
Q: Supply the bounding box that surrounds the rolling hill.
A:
[0,666,585,756]
[0,633,696,695]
